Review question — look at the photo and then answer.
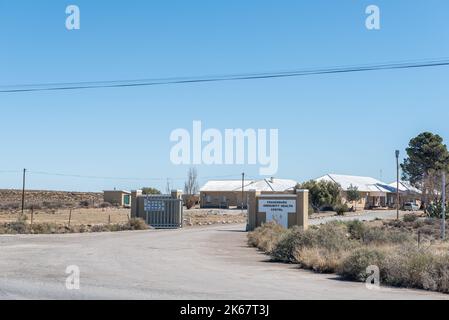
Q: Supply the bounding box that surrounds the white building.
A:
[200,178,297,208]
[315,174,395,210]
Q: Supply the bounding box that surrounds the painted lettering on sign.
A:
[258,199,296,228]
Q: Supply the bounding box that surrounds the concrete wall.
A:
[247,189,309,231]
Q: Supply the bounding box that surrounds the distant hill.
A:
[0,189,103,210]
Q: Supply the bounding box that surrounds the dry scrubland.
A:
[0,189,103,210]
[0,189,246,234]
[248,216,449,294]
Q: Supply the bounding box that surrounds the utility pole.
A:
[21,168,26,214]
[241,172,245,213]
[395,150,400,220]
[442,172,446,240]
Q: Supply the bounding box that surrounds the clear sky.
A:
[1,0,448,192]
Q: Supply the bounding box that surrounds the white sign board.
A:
[258,199,296,228]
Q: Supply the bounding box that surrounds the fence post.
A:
[68,209,72,227]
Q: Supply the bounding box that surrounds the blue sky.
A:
[0,0,448,191]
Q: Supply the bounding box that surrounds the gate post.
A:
[247,189,260,231]
[296,189,309,230]
[131,190,142,218]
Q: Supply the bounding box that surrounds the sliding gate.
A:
[143,195,183,229]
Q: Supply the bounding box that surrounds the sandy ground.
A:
[0,223,447,300]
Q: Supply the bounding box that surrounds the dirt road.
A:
[0,224,447,300]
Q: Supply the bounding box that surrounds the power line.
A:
[25,170,245,182]
[1,58,449,93]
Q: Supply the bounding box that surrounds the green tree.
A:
[401,132,449,210]
[298,180,342,212]
[141,187,161,195]
[346,184,361,211]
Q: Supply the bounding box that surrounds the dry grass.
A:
[0,207,130,226]
[0,215,147,235]
[248,219,449,294]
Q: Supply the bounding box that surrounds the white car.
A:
[404,202,419,211]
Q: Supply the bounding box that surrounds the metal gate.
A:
[143,195,183,229]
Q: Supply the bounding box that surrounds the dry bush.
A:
[338,247,387,281]
[270,222,354,263]
[295,247,351,273]
[380,246,449,292]
[247,222,287,253]
[361,227,413,245]
[126,218,148,230]
[403,213,418,223]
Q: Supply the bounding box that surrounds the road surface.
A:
[1,222,447,300]
[310,209,409,225]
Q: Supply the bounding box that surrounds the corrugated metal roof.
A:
[388,181,422,194]
[200,178,297,192]
[316,174,394,193]
[199,180,255,192]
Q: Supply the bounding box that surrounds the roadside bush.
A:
[338,247,386,281]
[295,247,351,273]
[403,213,418,223]
[127,218,148,230]
[31,222,58,234]
[345,220,366,240]
[247,222,286,253]
[270,226,313,263]
[381,246,449,293]
[5,220,28,234]
[361,227,412,245]
[270,222,353,263]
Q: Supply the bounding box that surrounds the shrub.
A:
[270,226,309,262]
[127,218,148,230]
[42,201,65,209]
[31,222,58,234]
[361,227,412,245]
[26,203,42,210]
[295,247,351,273]
[403,213,418,223]
[334,203,350,216]
[345,220,366,240]
[79,200,91,208]
[0,202,20,211]
[270,222,353,263]
[99,202,111,208]
[427,202,449,219]
[338,247,386,281]
[185,196,196,209]
[380,246,449,292]
[247,222,286,253]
